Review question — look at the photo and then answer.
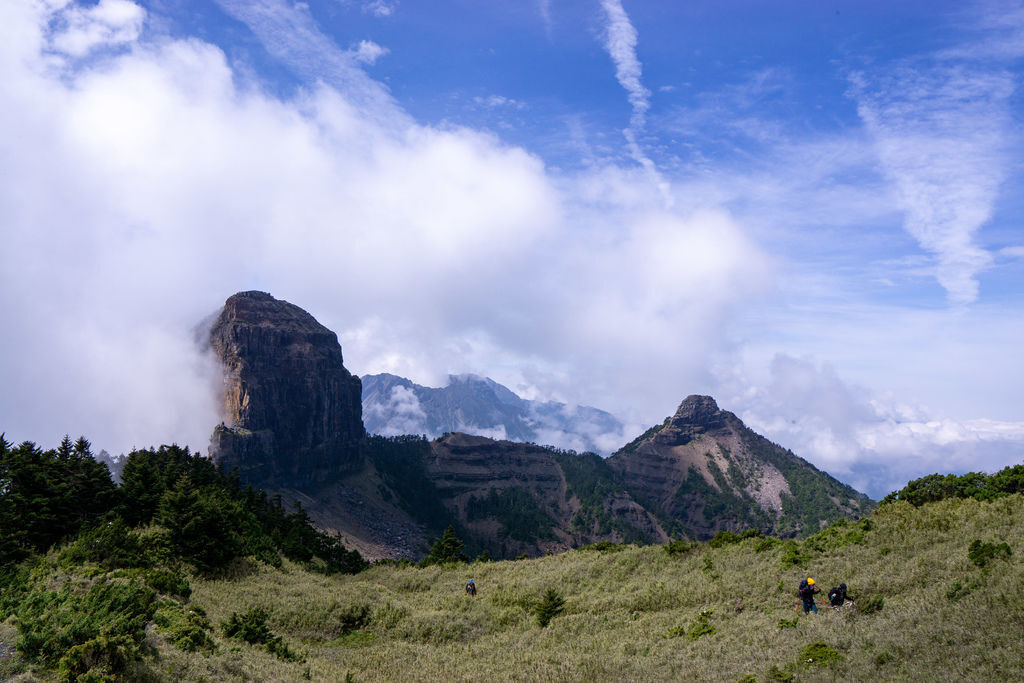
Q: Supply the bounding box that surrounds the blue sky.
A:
[1,0,1022,498]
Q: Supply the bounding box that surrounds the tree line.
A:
[0,434,366,574]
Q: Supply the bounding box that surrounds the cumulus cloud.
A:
[49,0,145,57]
[0,1,769,460]
[352,40,388,64]
[850,64,1014,305]
[732,354,1024,498]
[364,386,427,436]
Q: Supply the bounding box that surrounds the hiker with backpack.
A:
[827,583,855,609]
[798,577,821,613]
[465,579,477,596]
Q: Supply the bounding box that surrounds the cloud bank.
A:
[0,1,766,463]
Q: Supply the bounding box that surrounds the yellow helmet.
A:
[807,578,815,585]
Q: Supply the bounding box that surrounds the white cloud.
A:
[365,386,427,436]
[474,95,525,110]
[850,65,1013,305]
[597,0,671,207]
[49,0,145,57]
[0,1,770,460]
[363,0,396,18]
[352,40,388,64]
[730,354,1024,498]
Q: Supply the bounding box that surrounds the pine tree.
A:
[420,525,467,566]
[536,588,565,627]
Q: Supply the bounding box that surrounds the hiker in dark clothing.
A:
[828,583,854,608]
[465,579,477,596]
[798,577,821,614]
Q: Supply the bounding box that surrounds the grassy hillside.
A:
[5,492,1022,681]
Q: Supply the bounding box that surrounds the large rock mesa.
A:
[207,291,364,486]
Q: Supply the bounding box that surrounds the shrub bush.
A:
[800,641,842,667]
[664,540,697,555]
[16,577,156,678]
[221,606,299,661]
[154,602,216,653]
[967,539,1012,567]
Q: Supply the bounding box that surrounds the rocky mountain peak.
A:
[207,291,363,486]
[670,395,725,430]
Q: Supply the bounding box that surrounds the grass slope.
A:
[6,494,1024,681]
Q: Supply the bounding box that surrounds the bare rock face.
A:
[425,433,668,557]
[609,395,873,539]
[207,291,363,486]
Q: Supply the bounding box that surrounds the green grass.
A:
[10,493,1024,681]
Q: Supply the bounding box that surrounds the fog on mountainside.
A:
[361,373,628,455]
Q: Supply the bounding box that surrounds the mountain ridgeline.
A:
[362,372,625,455]
[206,292,873,559]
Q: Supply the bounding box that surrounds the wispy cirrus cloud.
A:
[214,0,402,119]
[597,0,671,206]
[850,55,1016,305]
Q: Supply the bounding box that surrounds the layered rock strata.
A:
[207,291,363,486]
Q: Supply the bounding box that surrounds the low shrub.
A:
[858,596,884,614]
[686,609,715,641]
[336,603,372,634]
[967,539,1012,567]
[777,617,798,629]
[221,606,299,661]
[580,540,624,552]
[154,602,215,653]
[801,641,842,667]
[143,568,191,598]
[16,577,156,678]
[664,540,697,556]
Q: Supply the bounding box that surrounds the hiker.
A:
[465,579,477,596]
[798,577,821,614]
[827,583,854,609]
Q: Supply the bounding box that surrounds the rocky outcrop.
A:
[609,395,873,539]
[206,291,363,486]
[424,432,667,557]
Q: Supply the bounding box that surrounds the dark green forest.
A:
[0,434,366,680]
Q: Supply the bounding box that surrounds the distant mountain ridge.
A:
[204,291,874,560]
[362,372,626,455]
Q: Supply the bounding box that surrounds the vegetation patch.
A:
[154,602,216,653]
[800,640,843,667]
[664,539,697,555]
[882,464,1024,506]
[221,607,300,661]
[668,609,715,641]
[466,487,556,542]
[15,577,157,680]
[967,539,1012,567]
[709,528,763,548]
[535,588,565,627]
[579,540,625,552]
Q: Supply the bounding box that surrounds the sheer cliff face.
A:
[207,291,363,485]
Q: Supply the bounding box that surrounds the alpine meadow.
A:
[2,445,1023,681]
[4,1,1024,681]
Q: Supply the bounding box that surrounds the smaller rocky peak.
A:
[671,395,722,428]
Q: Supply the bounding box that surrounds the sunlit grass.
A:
[144,494,1024,680]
